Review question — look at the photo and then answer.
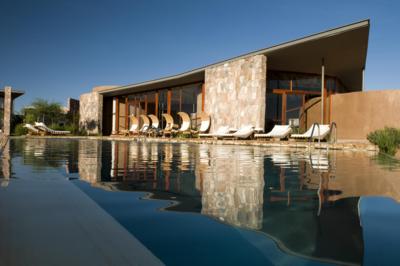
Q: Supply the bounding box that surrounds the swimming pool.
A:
[1,138,399,266]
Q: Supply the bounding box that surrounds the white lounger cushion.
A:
[198,117,210,133]
[199,126,230,137]
[130,123,139,132]
[179,121,190,132]
[255,125,292,139]
[217,125,255,139]
[24,123,39,133]
[291,124,330,140]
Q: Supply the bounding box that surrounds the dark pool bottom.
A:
[74,180,368,266]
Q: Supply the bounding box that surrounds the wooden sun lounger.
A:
[192,113,211,135]
[34,122,70,135]
[24,124,40,135]
[161,114,174,137]
[173,112,191,135]
[255,125,292,139]
[291,124,330,140]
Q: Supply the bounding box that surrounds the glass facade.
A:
[265,70,345,131]
[112,83,203,133]
[109,69,344,134]
[268,71,346,93]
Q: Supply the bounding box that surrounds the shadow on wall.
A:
[79,119,100,135]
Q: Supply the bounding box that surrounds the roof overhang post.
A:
[321,58,325,125]
[362,67,365,91]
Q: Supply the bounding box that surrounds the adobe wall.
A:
[331,90,400,140]
[79,92,103,135]
[204,55,266,132]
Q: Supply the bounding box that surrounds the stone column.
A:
[204,55,267,132]
[3,87,12,136]
[79,92,103,135]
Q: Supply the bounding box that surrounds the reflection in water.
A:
[0,140,11,187]
[12,138,400,265]
[76,140,371,265]
[198,145,264,230]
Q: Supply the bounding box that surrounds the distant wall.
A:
[67,98,80,114]
[204,55,266,132]
[79,92,103,135]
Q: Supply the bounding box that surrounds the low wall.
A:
[331,90,400,140]
[303,90,400,140]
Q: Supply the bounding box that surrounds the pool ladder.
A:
[308,122,337,149]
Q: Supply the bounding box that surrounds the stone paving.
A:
[23,135,379,153]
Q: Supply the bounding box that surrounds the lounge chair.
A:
[24,123,40,135]
[34,122,70,135]
[161,113,174,137]
[128,115,139,135]
[199,125,230,138]
[148,114,160,136]
[291,124,330,140]
[173,112,191,135]
[255,125,292,140]
[192,113,211,135]
[217,125,255,139]
[139,115,150,135]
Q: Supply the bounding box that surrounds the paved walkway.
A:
[0,160,163,266]
[24,135,378,153]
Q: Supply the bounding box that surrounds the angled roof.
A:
[99,19,370,97]
[0,88,25,99]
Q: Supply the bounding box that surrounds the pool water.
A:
[2,138,400,266]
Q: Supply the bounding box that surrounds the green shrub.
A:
[13,123,28,136]
[367,127,400,156]
[64,124,79,135]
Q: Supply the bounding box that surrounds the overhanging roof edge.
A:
[99,19,370,96]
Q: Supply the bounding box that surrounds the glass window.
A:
[147,92,156,115]
[181,84,201,115]
[286,94,303,123]
[118,97,127,131]
[158,89,168,129]
[265,93,282,131]
[170,88,181,122]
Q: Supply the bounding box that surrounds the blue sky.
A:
[1,0,399,111]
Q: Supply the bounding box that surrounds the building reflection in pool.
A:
[77,140,366,265]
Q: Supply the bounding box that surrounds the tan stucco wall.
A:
[79,92,103,135]
[331,90,400,140]
[204,55,266,132]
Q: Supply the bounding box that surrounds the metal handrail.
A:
[308,122,321,146]
[329,122,337,144]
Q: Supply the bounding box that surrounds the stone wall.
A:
[204,55,266,132]
[79,92,103,135]
[3,87,12,136]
